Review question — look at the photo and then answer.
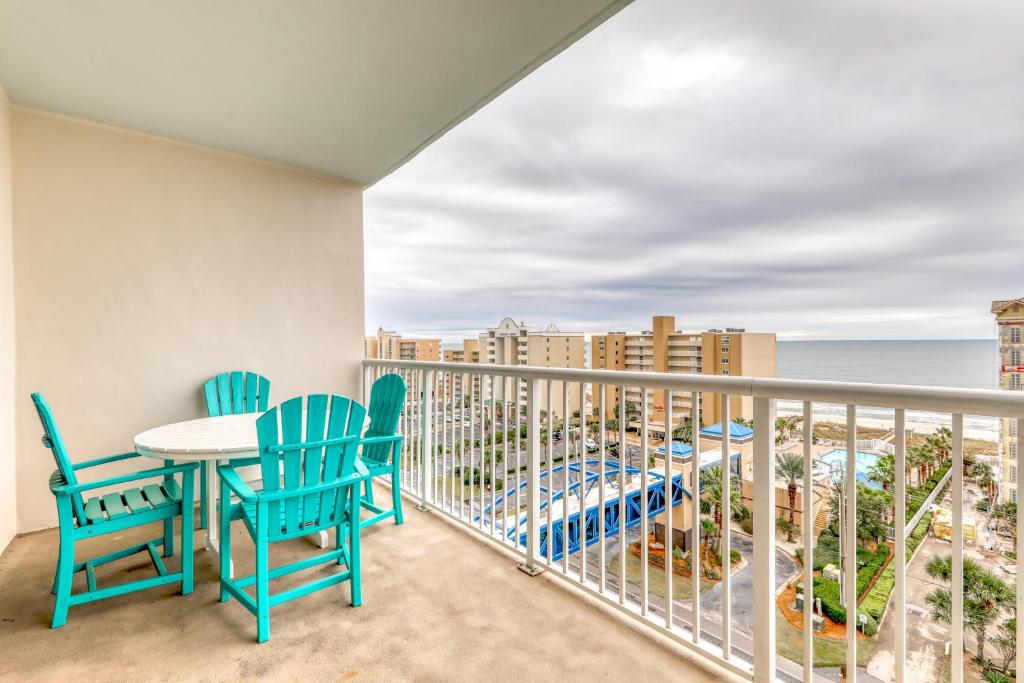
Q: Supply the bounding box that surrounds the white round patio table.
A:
[134,413,330,578]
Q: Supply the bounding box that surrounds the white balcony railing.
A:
[363,359,1024,683]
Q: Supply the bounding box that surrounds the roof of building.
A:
[992,299,1024,314]
[654,442,693,458]
[700,421,755,441]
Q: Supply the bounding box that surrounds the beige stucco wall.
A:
[0,86,16,553]
[11,108,364,533]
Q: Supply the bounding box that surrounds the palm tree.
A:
[924,555,1015,662]
[699,518,718,572]
[907,445,930,486]
[970,461,997,502]
[868,453,897,518]
[868,453,896,492]
[700,465,743,528]
[775,452,803,542]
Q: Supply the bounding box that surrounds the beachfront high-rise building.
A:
[592,315,776,429]
[477,317,585,420]
[364,327,441,361]
[993,299,1024,500]
[442,339,481,400]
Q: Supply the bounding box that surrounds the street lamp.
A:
[827,459,847,606]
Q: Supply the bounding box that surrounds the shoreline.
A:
[776,408,999,445]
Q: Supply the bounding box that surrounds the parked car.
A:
[585,438,597,452]
[552,430,563,441]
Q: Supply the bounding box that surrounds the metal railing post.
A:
[418,368,434,511]
[752,396,776,683]
[362,362,371,406]
[519,377,544,576]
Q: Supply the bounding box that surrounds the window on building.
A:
[1012,443,1018,460]
[1012,327,1022,343]
[1013,374,1023,390]
[721,358,729,365]
[1012,420,1019,437]
[721,347,729,354]
[722,336,730,344]
[721,370,729,375]
[1013,466,1018,484]
[1012,349,1022,366]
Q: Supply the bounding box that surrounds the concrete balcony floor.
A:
[0,482,740,681]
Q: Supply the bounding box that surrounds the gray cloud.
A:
[365,0,1024,341]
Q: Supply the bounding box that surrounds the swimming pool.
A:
[814,449,883,489]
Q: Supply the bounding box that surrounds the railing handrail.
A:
[363,359,1024,418]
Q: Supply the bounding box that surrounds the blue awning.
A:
[655,442,693,457]
[700,421,754,440]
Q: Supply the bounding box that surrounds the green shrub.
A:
[861,566,894,620]
[730,548,741,565]
[740,517,754,534]
[813,576,845,623]
[859,512,933,624]
[856,544,890,598]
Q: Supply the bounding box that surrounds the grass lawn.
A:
[607,549,714,601]
[774,607,875,669]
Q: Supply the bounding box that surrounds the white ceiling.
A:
[0,0,631,186]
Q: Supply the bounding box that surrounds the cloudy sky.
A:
[365,0,1024,342]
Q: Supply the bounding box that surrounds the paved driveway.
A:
[700,532,799,635]
[866,535,950,683]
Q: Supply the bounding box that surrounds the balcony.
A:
[1,5,1023,683]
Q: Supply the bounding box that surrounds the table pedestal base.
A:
[204,460,330,578]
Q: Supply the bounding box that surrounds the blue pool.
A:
[815,449,883,489]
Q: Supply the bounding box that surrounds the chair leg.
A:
[163,518,175,558]
[51,497,75,629]
[255,506,270,643]
[199,460,209,530]
[181,471,195,596]
[392,465,404,526]
[219,479,232,603]
[163,460,175,557]
[363,477,375,505]
[349,489,362,607]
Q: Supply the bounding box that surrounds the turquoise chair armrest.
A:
[359,434,402,466]
[217,465,258,503]
[255,470,368,503]
[53,461,199,495]
[73,451,144,470]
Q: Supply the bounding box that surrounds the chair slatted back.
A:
[362,374,407,466]
[32,393,87,525]
[256,395,366,537]
[204,371,271,417]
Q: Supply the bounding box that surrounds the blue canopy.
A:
[655,442,693,457]
[700,421,754,440]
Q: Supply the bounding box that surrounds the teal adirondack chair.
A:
[33,393,198,629]
[217,394,368,643]
[200,371,271,529]
[359,373,406,527]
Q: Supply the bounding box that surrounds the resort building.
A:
[591,315,776,429]
[364,327,440,362]
[477,317,585,420]
[994,298,1024,500]
[442,339,480,401]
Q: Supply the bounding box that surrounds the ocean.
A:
[777,340,1000,441]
